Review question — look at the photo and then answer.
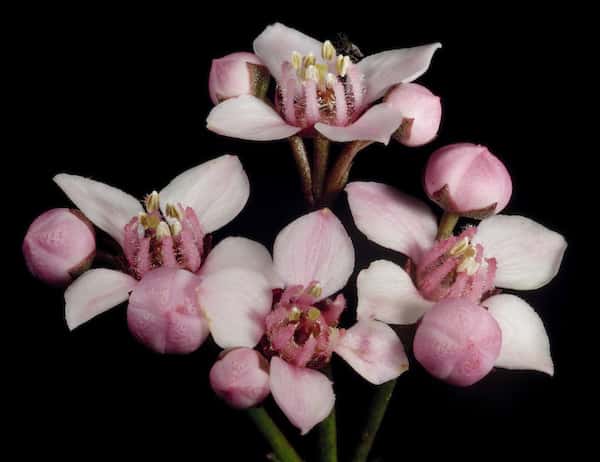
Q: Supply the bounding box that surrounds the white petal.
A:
[474,215,567,290]
[159,155,249,233]
[54,174,142,248]
[273,209,355,300]
[358,43,442,105]
[253,23,322,82]
[315,102,404,145]
[65,269,137,330]
[198,268,272,349]
[269,357,334,435]
[485,294,554,376]
[335,320,409,385]
[357,260,433,325]
[201,236,283,288]
[346,181,437,262]
[207,95,301,141]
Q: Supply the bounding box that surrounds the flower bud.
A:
[413,298,502,387]
[23,208,95,286]
[424,143,512,218]
[209,348,270,409]
[127,267,209,354]
[385,83,442,147]
[209,52,270,104]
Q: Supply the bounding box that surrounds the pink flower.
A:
[209,209,409,434]
[346,181,566,384]
[384,83,442,146]
[424,143,513,217]
[209,52,268,104]
[207,23,441,144]
[23,208,95,286]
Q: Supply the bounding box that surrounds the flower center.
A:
[123,191,206,279]
[261,282,346,369]
[412,227,497,303]
[276,40,366,129]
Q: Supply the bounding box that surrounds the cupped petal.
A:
[485,294,554,376]
[358,43,442,105]
[335,320,409,385]
[201,236,282,287]
[315,102,404,145]
[207,95,301,141]
[269,357,334,435]
[346,182,437,262]
[53,174,142,248]
[473,215,567,290]
[357,260,433,325]
[198,268,272,349]
[65,269,137,330]
[159,155,249,233]
[253,22,322,82]
[273,209,355,300]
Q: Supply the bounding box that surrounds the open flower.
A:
[54,155,276,354]
[209,209,408,434]
[207,23,441,144]
[346,181,566,383]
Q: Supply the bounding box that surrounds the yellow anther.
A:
[457,257,480,276]
[139,212,159,229]
[326,73,337,89]
[322,40,336,61]
[165,203,183,221]
[168,218,182,236]
[308,283,323,298]
[316,64,328,83]
[156,221,171,239]
[145,191,160,213]
[307,307,321,321]
[303,53,316,68]
[291,51,302,70]
[449,237,470,256]
[288,306,302,322]
[305,64,319,82]
[340,55,350,77]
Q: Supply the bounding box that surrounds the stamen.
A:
[168,217,182,236]
[307,307,321,321]
[138,212,159,229]
[156,221,171,239]
[303,53,316,68]
[291,51,302,70]
[337,55,350,77]
[322,40,336,61]
[165,203,183,221]
[305,64,319,82]
[145,191,160,213]
[307,283,323,298]
[288,306,301,322]
[457,257,480,276]
[316,64,328,83]
[326,73,337,89]
[449,237,470,256]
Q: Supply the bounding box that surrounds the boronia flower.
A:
[345,181,566,383]
[209,209,409,434]
[207,23,441,144]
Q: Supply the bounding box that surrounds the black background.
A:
[11,5,582,460]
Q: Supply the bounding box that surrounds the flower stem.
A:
[312,134,331,205]
[247,407,304,462]
[350,379,397,462]
[288,135,314,207]
[317,364,338,462]
[436,211,460,240]
[322,140,372,206]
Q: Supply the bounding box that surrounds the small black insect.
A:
[333,33,364,63]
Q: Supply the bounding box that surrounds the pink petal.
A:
[485,294,554,376]
[473,215,567,290]
[345,182,437,262]
[273,209,355,300]
[269,357,334,435]
[159,155,249,233]
[53,174,142,248]
[335,320,409,385]
[253,22,322,82]
[357,43,442,105]
[315,102,404,145]
[198,268,272,348]
[201,236,282,287]
[207,95,301,141]
[357,260,433,325]
[65,269,137,330]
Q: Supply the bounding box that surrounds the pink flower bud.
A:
[385,83,442,147]
[209,52,269,104]
[424,143,512,217]
[413,298,502,387]
[210,348,270,409]
[23,208,95,286]
[127,267,209,354]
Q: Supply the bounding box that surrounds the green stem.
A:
[247,407,304,462]
[288,136,314,207]
[350,379,397,462]
[436,211,460,240]
[312,134,331,205]
[317,365,338,462]
[322,140,372,206]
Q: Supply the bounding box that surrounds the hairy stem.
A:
[312,134,331,205]
[288,136,314,207]
[322,140,372,206]
[247,407,304,462]
[436,211,460,240]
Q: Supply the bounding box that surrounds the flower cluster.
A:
[23,22,566,462]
